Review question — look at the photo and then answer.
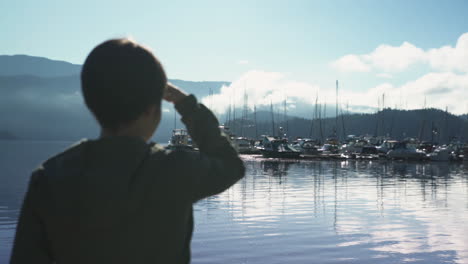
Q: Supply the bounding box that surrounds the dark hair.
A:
[81,38,167,131]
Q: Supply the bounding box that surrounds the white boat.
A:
[233,137,259,154]
[427,147,450,161]
[318,144,339,155]
[294,138,320,155]
[341,139,369,154]
[376,140,398,154]
[260,136,301,159]
[355,146,380,160]
[167,129,196,151]
[387,142,427,160]
[340,139,379,159]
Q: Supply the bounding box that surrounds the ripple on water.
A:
[1,143,468,263]
[192,160,468,264]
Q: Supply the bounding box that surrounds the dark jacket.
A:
[10,95,245,264]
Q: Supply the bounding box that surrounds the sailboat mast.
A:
[240,85,248,137]
[335,80,339,139]
[283,96,288,138]
[444,106,448,143]
[309,94,317,138]
[340,107,346,140]
[419,97,427,141]
[382,93,385,137]
[173,107,176,130]
[232,86,236,134]
[323,100,327,139]
[254,105,258,139]
[270,101,275,137]
[319,103,324,143]
[375,96,380,136]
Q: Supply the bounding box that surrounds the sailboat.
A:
[259,135,301,159]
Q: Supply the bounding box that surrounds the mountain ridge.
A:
[0,54,466,142]
[0,54,82,77]
[0,54,232,142]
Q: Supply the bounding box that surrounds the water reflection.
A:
[0,140,73,262]
[194,159,468,264]
[1,140,467,263]
[260,160,295,178]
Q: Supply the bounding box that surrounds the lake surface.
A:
[1,140,468,263]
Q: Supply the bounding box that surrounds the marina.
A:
[168,126,468,162]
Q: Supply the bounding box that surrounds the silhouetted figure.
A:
[10,38,245,264]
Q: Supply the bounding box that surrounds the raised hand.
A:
[164,82,188,104]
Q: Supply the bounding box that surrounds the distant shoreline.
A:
[0,138,75,143]
[0,138,168,145]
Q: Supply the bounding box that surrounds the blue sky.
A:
[1,0,468,114]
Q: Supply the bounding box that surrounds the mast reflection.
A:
[197,160,468,262]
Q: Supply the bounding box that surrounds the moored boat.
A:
[234,137,260,154]
[167,129,196,151]
[260,136,301,159]
[387,141,427,160]
[427,147,451,161]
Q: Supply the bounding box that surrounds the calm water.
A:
[1,140,468,264]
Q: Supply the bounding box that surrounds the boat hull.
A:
[261,150,301,159]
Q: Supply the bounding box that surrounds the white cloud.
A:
[365,42,426,72]
[428,33,468,72]
[376,73,393,79]
[237,60,249,65]
[201,70,468,116]
[340,72,468,114]
[201,70,321,114]
[330,55,370,72]
[331,32,468,73]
